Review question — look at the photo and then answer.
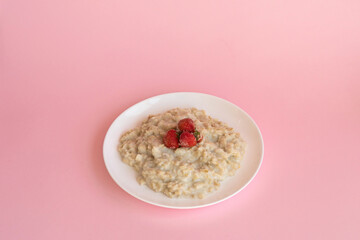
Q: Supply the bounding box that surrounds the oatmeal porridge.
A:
[118,108,246,199]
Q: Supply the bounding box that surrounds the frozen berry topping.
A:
[163,129,179,149]
[178,118,195,132]
[163,118,203,149]
[179,131,197,147]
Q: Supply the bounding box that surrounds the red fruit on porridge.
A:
[163,129,179,149]
[179,131,197,147]
[178,118,195,132]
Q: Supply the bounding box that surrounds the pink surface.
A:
[1,0,360,239]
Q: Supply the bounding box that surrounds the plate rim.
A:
[103,91,264,209]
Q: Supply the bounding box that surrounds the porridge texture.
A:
[118,108,246,199]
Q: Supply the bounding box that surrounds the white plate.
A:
[103,92,263,209]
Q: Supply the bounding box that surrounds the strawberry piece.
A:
[163,129,179,149]
[179,132,197,147]
[178,118,195,132]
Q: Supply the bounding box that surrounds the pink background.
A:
[1,0,360,239]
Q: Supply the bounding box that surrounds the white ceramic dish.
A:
[103,92,263,209]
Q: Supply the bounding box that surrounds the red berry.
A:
[179,132,197,147]
[163,129,179,149]
[178,118,195,132]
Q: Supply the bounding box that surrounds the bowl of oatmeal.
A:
[103,92,263,209]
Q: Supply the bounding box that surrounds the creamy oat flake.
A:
[118,108,246,199]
